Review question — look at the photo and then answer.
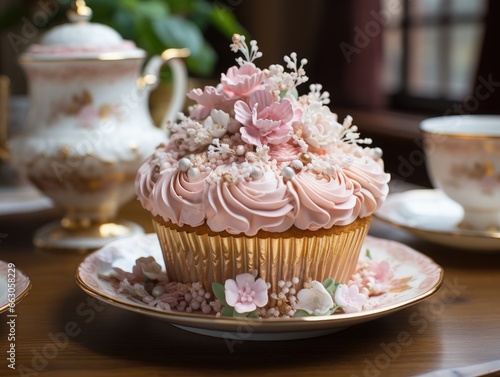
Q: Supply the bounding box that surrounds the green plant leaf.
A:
[118,0,138,11]
[211,282,228,306]
[186,40,217,77]
[87,0,121,10]
[152,15,204,55]
[366,248,372,259]
[322,278,337,295]
[189,0,213,31]
[84,0,116,28]
[135,1,170,20]
[293,309,310,317]
[247,311,259,318]
[221,306,234,317]
[112,9,137,40]
[165,0,196,14]
[209,6,248,39]
[136,18,166,56]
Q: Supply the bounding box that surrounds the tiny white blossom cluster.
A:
[101,250,399,319]
[156,34,379,185]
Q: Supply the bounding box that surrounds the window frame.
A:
[386,0,487,113]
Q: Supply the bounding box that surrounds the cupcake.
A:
[136,35,390,292]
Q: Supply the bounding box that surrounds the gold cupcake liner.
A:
[153,216,371,291]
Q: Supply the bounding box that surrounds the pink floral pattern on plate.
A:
[76,234,443,337]
[0,261,32,313]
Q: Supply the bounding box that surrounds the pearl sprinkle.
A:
[281,166,295,180]
[236,145,246,156]
[178,158,193,172]
[372,147,383,159]
[187,167,200,179]
[151,286,165,297]
[290,159,304,171]
[250,167,263,179]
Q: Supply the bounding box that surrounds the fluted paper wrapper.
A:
[153,216,371,291]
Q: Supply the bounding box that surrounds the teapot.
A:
[8,1,189,251]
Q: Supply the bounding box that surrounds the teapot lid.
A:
[20,0,145,62]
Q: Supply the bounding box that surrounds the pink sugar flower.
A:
[370,260,394,283]
[224,273,269,313]
[234,90,294,147]
[187,86,234,120]
[132,256,167,281]
[334,284,367,313]
[221,62,264,96]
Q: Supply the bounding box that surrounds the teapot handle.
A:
[140,48,190,130]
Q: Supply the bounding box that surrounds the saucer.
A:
[0,260,32,313]
[0,184,53,216]
[374,189,500,252]
[76,234,443,341]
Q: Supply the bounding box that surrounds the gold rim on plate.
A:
[374,189,500,252]
[0,262,32,313]
[75,234,444,337]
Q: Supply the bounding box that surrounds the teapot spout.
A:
[138,48,190,129]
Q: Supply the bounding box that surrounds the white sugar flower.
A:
[306,84,330,105]
[301,101,341,151]
[204,109,230,138]
[295,280,334,315]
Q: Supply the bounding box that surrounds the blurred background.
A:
[1,0,499,185]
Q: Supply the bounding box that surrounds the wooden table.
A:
[1,194,500,377]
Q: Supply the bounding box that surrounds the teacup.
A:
[420,115,500,231]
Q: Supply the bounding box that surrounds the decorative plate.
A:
[0,261,32,313]
[0,185,53,216]
[76,233,443,341]
[374,189,500,252]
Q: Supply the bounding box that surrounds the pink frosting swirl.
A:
[286,170,358,230]
[205,169,294,235]
[134,34,393,236]
[135,156,159,212]
[344,156,390,218]
[136,155,390,235]
[151,169,208,227]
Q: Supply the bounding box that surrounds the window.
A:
[383,0,488,112]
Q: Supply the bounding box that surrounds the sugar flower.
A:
[334,284,367,313]
[167,115,212,154]
[224,273,269,313]
[167,33,377,183]
[221,62,264,97]
[299,101,342,152]
[230,34,263,65]
[132,256,167,281]
[370,261,394,283]
[295,280,334,315]
[234,90,293,147]
[348,256,395,297]
[204,109,231,138]
[187,86,234,120]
